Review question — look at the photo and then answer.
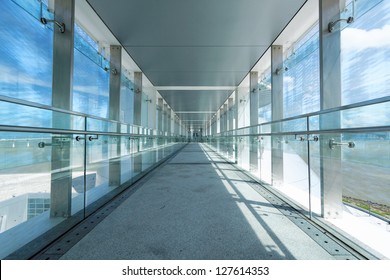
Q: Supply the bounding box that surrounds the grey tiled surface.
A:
[60,144,336,260]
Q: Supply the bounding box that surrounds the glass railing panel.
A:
[259,136,272,184]
[325,131,390,258]
[237,135,250,171]
[226,136,236,162]
[307,134,321,216]
[108,134,121,186]
[272,135,309,210]
[156,137,165,161]
[249,136,260,177]
[142,136,157,171]
[0,132,52,232]
[131,136,142,178]
[219,137,225,156]
[85,134,110,210]
[120,136,132,185]
[71,134,86,215]
[0,131,84,258]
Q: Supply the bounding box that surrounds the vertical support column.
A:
[250,72,259,173]
[167,108,171,135]
[227,97,234,159]
[228,98,234,131]
[133,72,142,126]
[162,104,167,133]
[271,45,284,186]
[219,106,224,133]
[319,0,342,218]
[108,46,122,121]
[234,89,239,163]
[223,103,228,154]
[217,108,222,151]
[223,104,228,132]
[164,104,168,144]
[108,45,122,187]
[133,72,142,174]
[158,98,163,133]
[50,0,75,218]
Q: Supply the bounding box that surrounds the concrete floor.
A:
[60,143,335,260]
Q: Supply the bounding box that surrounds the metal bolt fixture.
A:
[329,138,355,149]
[40,17,65,33]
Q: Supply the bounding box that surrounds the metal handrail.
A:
[210,96,390,136]
[0,95,172,136]
[210,96,390,137]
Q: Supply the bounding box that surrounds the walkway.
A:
[45,144,352,259]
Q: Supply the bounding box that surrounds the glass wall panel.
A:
[0,101,85,131]
[258,70,272,124]
[73,24,109,119]
[120,74,134,124]
[341,0,390,105]
[141,92,149,128]
[0,0,53,105]
[317,101,390,130]
[283,23,320,118]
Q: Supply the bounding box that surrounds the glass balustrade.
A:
[206,99,390,258]
[0,99,186,258]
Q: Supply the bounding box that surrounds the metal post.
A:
[227,97,234,159]
[223,103,228,153]
[271,45,284,187]
[108,45,122,187]
[167,108,172,135]
[133,72,142,126]
[319,0,343,218]
[228,98,234,131]
[158,98,163,133]
[133,72,142,174]
[163,104,167,133]
[250,72,259,173]
[50,0,75,218]
[234,89,239,163]
[219,106,224,133]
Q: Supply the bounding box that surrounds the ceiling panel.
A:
[87,0,306,46]
[124,46,268,72]
[86,0,307,126]
[159,90,232,112]
[144,71,247,87]
[176,113,214,124]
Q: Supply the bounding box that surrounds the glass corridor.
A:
[0,0,389,260]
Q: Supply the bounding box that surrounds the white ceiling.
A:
[86,0,307,129]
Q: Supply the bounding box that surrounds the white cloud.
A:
[341,24,390,51]
[0,64,51,88]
